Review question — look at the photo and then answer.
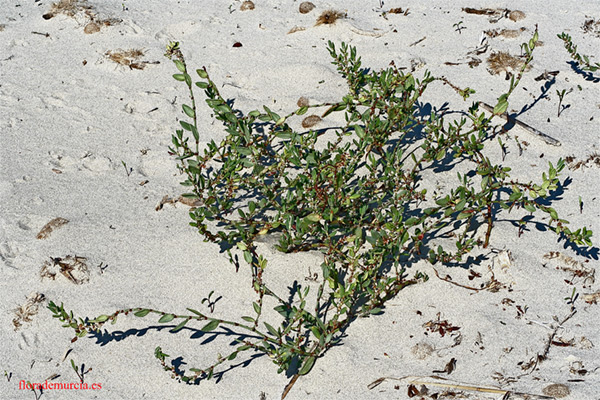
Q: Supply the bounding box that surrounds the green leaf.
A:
[186,308,204,317]
[310,326,322,339]
[524,204,536,213]
[296,106,309,115]
[197,69,208,78]
[180,120,192,131]
[134,309,151,317]
[93,315,109,323]
[171,318,189,333]
[182,104,195,119]
[436,196,450,206]
[305,213,321,222]
[173,73,186,81]
[243,250,253,264]
[173,59,186,72]
[241,316,255,323]
[195,81,209,89]
[405,217,419,226]
[76,330,88,338]
[354,125,365,139]
[200,320,220,332]
[299,356,316,375]
[264,322,279,337]
[158,314,175,323]
[191,125,199,141]
[253,302,261,315]
[322,103,345,118]
[493,98,508,115]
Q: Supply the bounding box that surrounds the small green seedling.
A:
[26,380,42,400]
[556,88,572,117]
[564,287,579,311]
[121,160,132,177]
[70,359,92,383]
[453,21,466,34]
[201,290,222,313]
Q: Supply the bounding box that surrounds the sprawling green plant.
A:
[49,30,592,396]
[558,32,600,73]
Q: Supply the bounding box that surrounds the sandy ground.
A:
[1,1,600,399]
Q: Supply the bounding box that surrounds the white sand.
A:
[1,1,599,399]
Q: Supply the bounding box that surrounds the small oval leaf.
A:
[299,356,316,375]
[171,318,189,333]
[182,104,195,119]
[134,309,151,317]
[200,320,220,332]
[158,314,175,323]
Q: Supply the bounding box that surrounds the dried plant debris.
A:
[582,17,600,37]
[40,256,90,285]
[542,383,570,398]
[301,115,321,128]
[13,292,45,331]
[155,195,201,211]
[299,2,315,14]
[462,8,525,23]
[287,26,306,34]
[315,9,346,26]
[565,152,600,170]
[0,24,5,32]
[534,70,559,81]
[583,291,600,304]
[485,27,525,39]
[508,10,526,22]
[388,8,409,15]
[381,8,410,20]
[240,1,255,11]
[544,251,595,284]
[43,0,92,19]
[83,21,100,34]
[43,0,120,33]
[411,342,434,360]
[106,49,148,70]
[37,217,69,239]
[297,96,309,107]
[487,51,530,74]
[86,16,120,33]
[423,313,461,337]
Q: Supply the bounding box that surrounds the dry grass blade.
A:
[37,217,69,239]
[367,375,555,399]
[479,102,561,146]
